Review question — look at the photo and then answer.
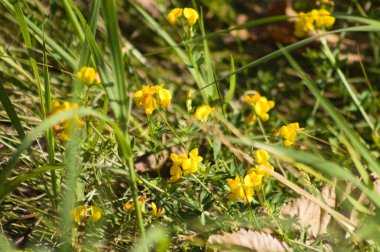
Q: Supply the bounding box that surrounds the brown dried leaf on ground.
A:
[280,185,336,237]
[207,229,291,252]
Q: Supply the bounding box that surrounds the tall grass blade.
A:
[13,2,45,118]
[0,83,25,139]
[281,46,380,177]
[102,0,128,128]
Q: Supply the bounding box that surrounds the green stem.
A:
[127,158,146,239]
[157,108,186,149]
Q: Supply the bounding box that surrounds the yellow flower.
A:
[123,202,134,212]
[247,170,264,187]
[249,164,274,178]
[170,153,188,166]
[294,9,335,37]
[134,85,171,115]
[169,165,182,182]
[169,148,203,181]
[279,122,304,147]
[71,205,87,224]
[150,202,164,216]
[167,8,183,25]
[88,206,102,222]
[183,8,199,26]
[254,97,275,121]
[253,149,274,177]
[47,100,85,141]
[182,148,203,175]
[315,9,335,28]
[77,67,99,86]
[243,92,261,106]
[71,205,101,224]
[294,12,315,37]
[157,88,172,108]
[194,104,212,121]
[254,149,271,166]
[227,175,254,204]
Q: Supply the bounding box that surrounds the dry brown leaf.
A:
[280,185,336,237]
[207,229,291,252]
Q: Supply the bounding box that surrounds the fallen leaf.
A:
[208,229,291,252]
[280,185,336,237]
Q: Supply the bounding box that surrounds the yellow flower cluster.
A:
[294,9,335,37]
[71,205,102,224]
[77,66,100,86]
[279,122,304,147]
[167,7,199,26]
[169,148,203,182]
[194,104,212,121]
[227,175,255,204]
[134,85,172,115]
[249,149,274,178]
[48,100,85,141]
[244,92,275,121]
[227,149,273,203]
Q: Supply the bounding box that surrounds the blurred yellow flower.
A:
[71,205,87,224]
[227,175,254,204]
[294,12,315,37]
[247,170,264,187]
[183,8,199,26]
[167,7,199,26]
[123,202,134,212]
[254,97,275,121]
[253,149,274,177]
[294,9,335,37]
[170,153,188,166]
[279,122,304,147]
[243,92,261,106]
[134,85,171,115]
[243,92,275,121]
[194,104,212,121]
[167,8,183,25]
[150,202,164,217]
[71,205,101,224]
[157,88,172,108]
[182,148,203,175]
[315,9,335,28]
[48,100,85,141]
[88,206,102,222]
[169,165,182,182]
[249,164,274,178]
[254,149,271,167]
[77,67,100,86]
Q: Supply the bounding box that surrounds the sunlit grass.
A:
[0,0,380,251]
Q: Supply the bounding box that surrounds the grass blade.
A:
[102,0,128,128]
[281,45,380,177]
[0,83,25,139]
